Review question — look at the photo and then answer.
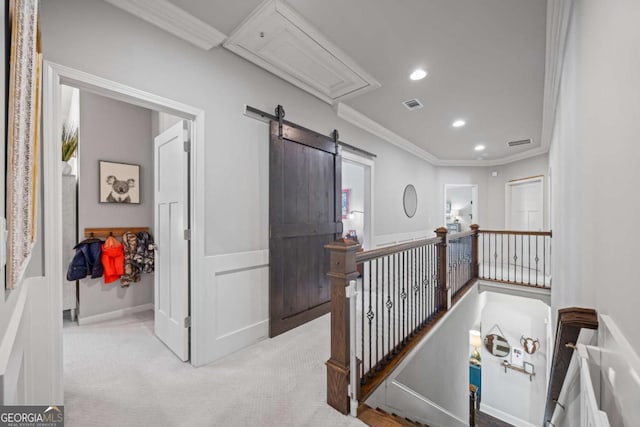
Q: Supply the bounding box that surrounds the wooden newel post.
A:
[435,227,450,311]
[325,238,360,414]
[470,224,480,279]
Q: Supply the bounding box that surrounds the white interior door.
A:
[506,178,543,231]
[154,121,190,361]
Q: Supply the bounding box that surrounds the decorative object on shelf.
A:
[502,360,535,381]
[341,189,350,219]
[403,184,417,218]
[99,161,141,204]
[469,330,482,365]
[345,229,359,243]
[484,324,511,357]
[521,336,540,354]
[511,347,524,367]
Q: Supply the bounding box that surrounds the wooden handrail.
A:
[326,225,481,415]
[544,307,598,424]
[478,229,552,237]
[355,236,441,264]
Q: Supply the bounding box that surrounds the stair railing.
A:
[325,225,480,414]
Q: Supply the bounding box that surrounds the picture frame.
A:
[511,347,524,367]
[6,0,41,289]
[99,161,141,204]
[341,189,350,219]
[524,361,535,375]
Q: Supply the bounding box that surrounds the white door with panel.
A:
[154,121,190,361]
[506,178,543,231]
[506,177,544,272]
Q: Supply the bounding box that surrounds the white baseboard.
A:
[480,402,537,427]
[78,303,154,326]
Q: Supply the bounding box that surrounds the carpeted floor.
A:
[63,311,365,427]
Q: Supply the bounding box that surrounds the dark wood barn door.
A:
[269,120,342,337]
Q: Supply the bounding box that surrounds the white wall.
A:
[480,292,549,427]
[549,0,640,356]
[39,0,440,366]
[387,286,483,425]
[76,91,154,321]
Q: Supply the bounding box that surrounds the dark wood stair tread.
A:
[358,404,429,427]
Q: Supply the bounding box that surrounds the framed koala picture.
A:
[99,161,141,204]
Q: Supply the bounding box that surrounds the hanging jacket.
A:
[134,231,155,274]
[67,240,103,281]
[121,232,140,287]
[101,236,124,284]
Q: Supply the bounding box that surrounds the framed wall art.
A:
[6,0,41,289]
[99,161,141,204]
[341,189,350,219]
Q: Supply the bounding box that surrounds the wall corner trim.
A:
[103,0,227,50]
[336,103,549,167]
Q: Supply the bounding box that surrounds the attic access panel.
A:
[223,0,380,104]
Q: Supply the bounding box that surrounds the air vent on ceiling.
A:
[508,138,532,147]
[403,98,424,110]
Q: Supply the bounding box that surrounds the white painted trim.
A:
[341,150,375,250]
[0,281,30,379]
[77,303,154,326]
[337,103,439,164]
[373,230,432,248]
[337,103,550,167]
[103,0,226,50]
[477,280,551,305]
[443,184,478,227]
[505,176,545,230]
[224,0,380,105]
[43,62,207,403]
[480,402,537,427]
[387,380,467,427]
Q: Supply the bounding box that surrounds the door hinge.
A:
[184,229,191,240]
[184,316,191,328]
[183,140,191,152]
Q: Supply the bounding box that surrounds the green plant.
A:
[61,125,78,161]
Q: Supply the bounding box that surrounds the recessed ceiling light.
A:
[409,69,428,81]
[452,119,466,128]
[474,144,486,151]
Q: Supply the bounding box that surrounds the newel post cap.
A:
[470,224,480,231]
[325,238,360,252]
[434,227,448,235]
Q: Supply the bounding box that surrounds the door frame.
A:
[341,149,375,250]
[443,184,478,230]
[505,175,544,230]
[42,61,206,402]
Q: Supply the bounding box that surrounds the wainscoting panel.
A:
[199,250,269,364]
[373,231,433,248]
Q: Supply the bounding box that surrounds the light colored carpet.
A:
[63,311,364,427]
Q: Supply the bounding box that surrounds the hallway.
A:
[63,312,364,427]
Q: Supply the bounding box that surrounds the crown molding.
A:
[103,0,227,50]
[336,103,439,164]
[540,0,576,152]
[336,103,548,168]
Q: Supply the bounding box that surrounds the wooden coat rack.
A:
[84,227,149,238]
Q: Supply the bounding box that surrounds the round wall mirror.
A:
[403,184,417,218]
[484,334,511,357]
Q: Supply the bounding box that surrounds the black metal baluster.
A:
[361,261,365,383]
[521,235,524,284]
[380,256,384,366]
[535,236,539,286]
[387,254,391,359]
[528,235,531,285]
[543,236,547,287]
[367,261,373,378]
[501,234,504,282]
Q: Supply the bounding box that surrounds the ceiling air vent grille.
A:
[508,138,532,147]
[403,98,424,111]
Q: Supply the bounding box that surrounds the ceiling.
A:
[162,0,547,162]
